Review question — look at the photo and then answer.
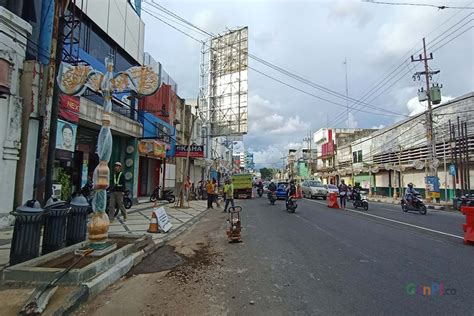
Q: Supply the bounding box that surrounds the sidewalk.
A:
[367,195,452,210]
[0,199,208,270]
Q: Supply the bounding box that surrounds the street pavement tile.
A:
[108,226,127,233]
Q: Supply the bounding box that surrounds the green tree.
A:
[260,168,274,180]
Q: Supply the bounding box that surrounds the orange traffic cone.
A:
[147,211,159,233]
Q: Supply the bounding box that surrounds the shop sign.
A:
[56,119,77,152]
[59,94,80,122]
[174,145,204,158]
[139,140,166,158]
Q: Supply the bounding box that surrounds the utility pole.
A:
[411,38,439,202]
[343,58,349,126]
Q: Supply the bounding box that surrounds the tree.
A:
[260,168,274,180]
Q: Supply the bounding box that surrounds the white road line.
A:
[302,198,464,240]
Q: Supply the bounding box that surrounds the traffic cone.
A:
[147,211,159,233]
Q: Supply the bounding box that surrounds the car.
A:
[301,180,328,199]
[326,184,339,196]
[276,182,288,199]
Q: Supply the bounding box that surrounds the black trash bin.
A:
[9,200,44,266]
[67,196,90,246]
[42,197,70,255]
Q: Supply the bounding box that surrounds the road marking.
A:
[302,198,464,240]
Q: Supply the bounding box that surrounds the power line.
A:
[362,0,474,10]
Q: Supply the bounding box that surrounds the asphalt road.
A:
[219,195,474,315]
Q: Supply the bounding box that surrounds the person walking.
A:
[212,178,220,208]
[223,179,229,203]
[109,162,127,222]
[184,176,191,205]
[223,179,235,212]
[206,180,214,209]
[338,179,348,208]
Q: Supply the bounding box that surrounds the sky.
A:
[141,0,474,169]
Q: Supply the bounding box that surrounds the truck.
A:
[232,173,253,199]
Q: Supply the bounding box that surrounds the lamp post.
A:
[57,57,158,248]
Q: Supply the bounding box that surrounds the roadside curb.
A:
[51,206,210,315]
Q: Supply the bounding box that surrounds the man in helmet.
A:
[267,179,277,200]
[405,183,419,206]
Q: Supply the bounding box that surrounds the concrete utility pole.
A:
[411,38,439,201]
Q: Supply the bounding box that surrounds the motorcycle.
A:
[352,190,369,211]
[286,194,298,213]
[268,191,277,205]
[257,188,263,197]
[150,185,176,203]
[401,193,427,215]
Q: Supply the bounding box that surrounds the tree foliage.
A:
[260,168,274,180]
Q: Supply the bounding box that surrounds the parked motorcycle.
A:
[352,190,369,211]
[150,185,176,203]
[257,188,263,197]
[268,191,277,205]
[286,195,298,213]
[79,181,94,206]
[401,193,427,215]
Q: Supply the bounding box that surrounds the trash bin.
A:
[9,200,44,266]
[67,196,90,246]
[42,197,70,255]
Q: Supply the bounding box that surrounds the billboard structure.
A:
[199,27,248,139]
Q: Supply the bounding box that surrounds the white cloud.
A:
[406,95,454,116]
[345,112,358,128]
[372,124,385,129]
[328,1,374,28]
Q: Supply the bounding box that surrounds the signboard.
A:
[153,207,172,232]
[138,140,166,158]
[426,176,440,199]
[56,119,77,152]
[449,164,456,177]
[174,145,204,158]
[59,94,80,122]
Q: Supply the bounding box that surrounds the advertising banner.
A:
[56,119,77,152]
[59,94,80,122]
[174,145,204,158]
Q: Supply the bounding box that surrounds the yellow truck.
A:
[232,173,253,199]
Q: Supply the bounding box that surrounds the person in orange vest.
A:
[206,180,214,209]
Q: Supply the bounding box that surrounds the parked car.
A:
[276,182,288,199]
[301,180,328,199]
[326,184,339,196]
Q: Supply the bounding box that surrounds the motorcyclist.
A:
[405,183,419,206]
[286,180,297,201]
[257,180,264,190]
[267,180,277,199]
[353,182,362,202]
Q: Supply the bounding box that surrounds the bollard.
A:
[42,197,70,255]
[67,196,90,246]
[9,200,44,266]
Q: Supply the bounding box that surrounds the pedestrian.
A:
[212,178,220,208]
[206,179,214,209]
[184,176,191,204]
[109,162,127,222]
[338,179,348,208]
[223,179,229,203]
[223,179,235,212]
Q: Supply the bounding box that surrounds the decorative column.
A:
[58,57,158,248]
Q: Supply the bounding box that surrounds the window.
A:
[353,150,363,163]
[88,26,113,64]
[115,49,136,72]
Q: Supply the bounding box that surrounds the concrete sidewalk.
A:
[0,199,207,270]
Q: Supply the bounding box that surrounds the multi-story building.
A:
[313,128,377,184]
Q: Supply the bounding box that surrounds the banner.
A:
[153,207,172,232]
[56,119,77,152]
[175,145,204,158]
[59,94,80,122]
[138,140,166,158]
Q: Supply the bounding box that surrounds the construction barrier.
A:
[327,192,339,209]
[461,205,474,245]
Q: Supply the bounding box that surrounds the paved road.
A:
[220,196,474,315]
